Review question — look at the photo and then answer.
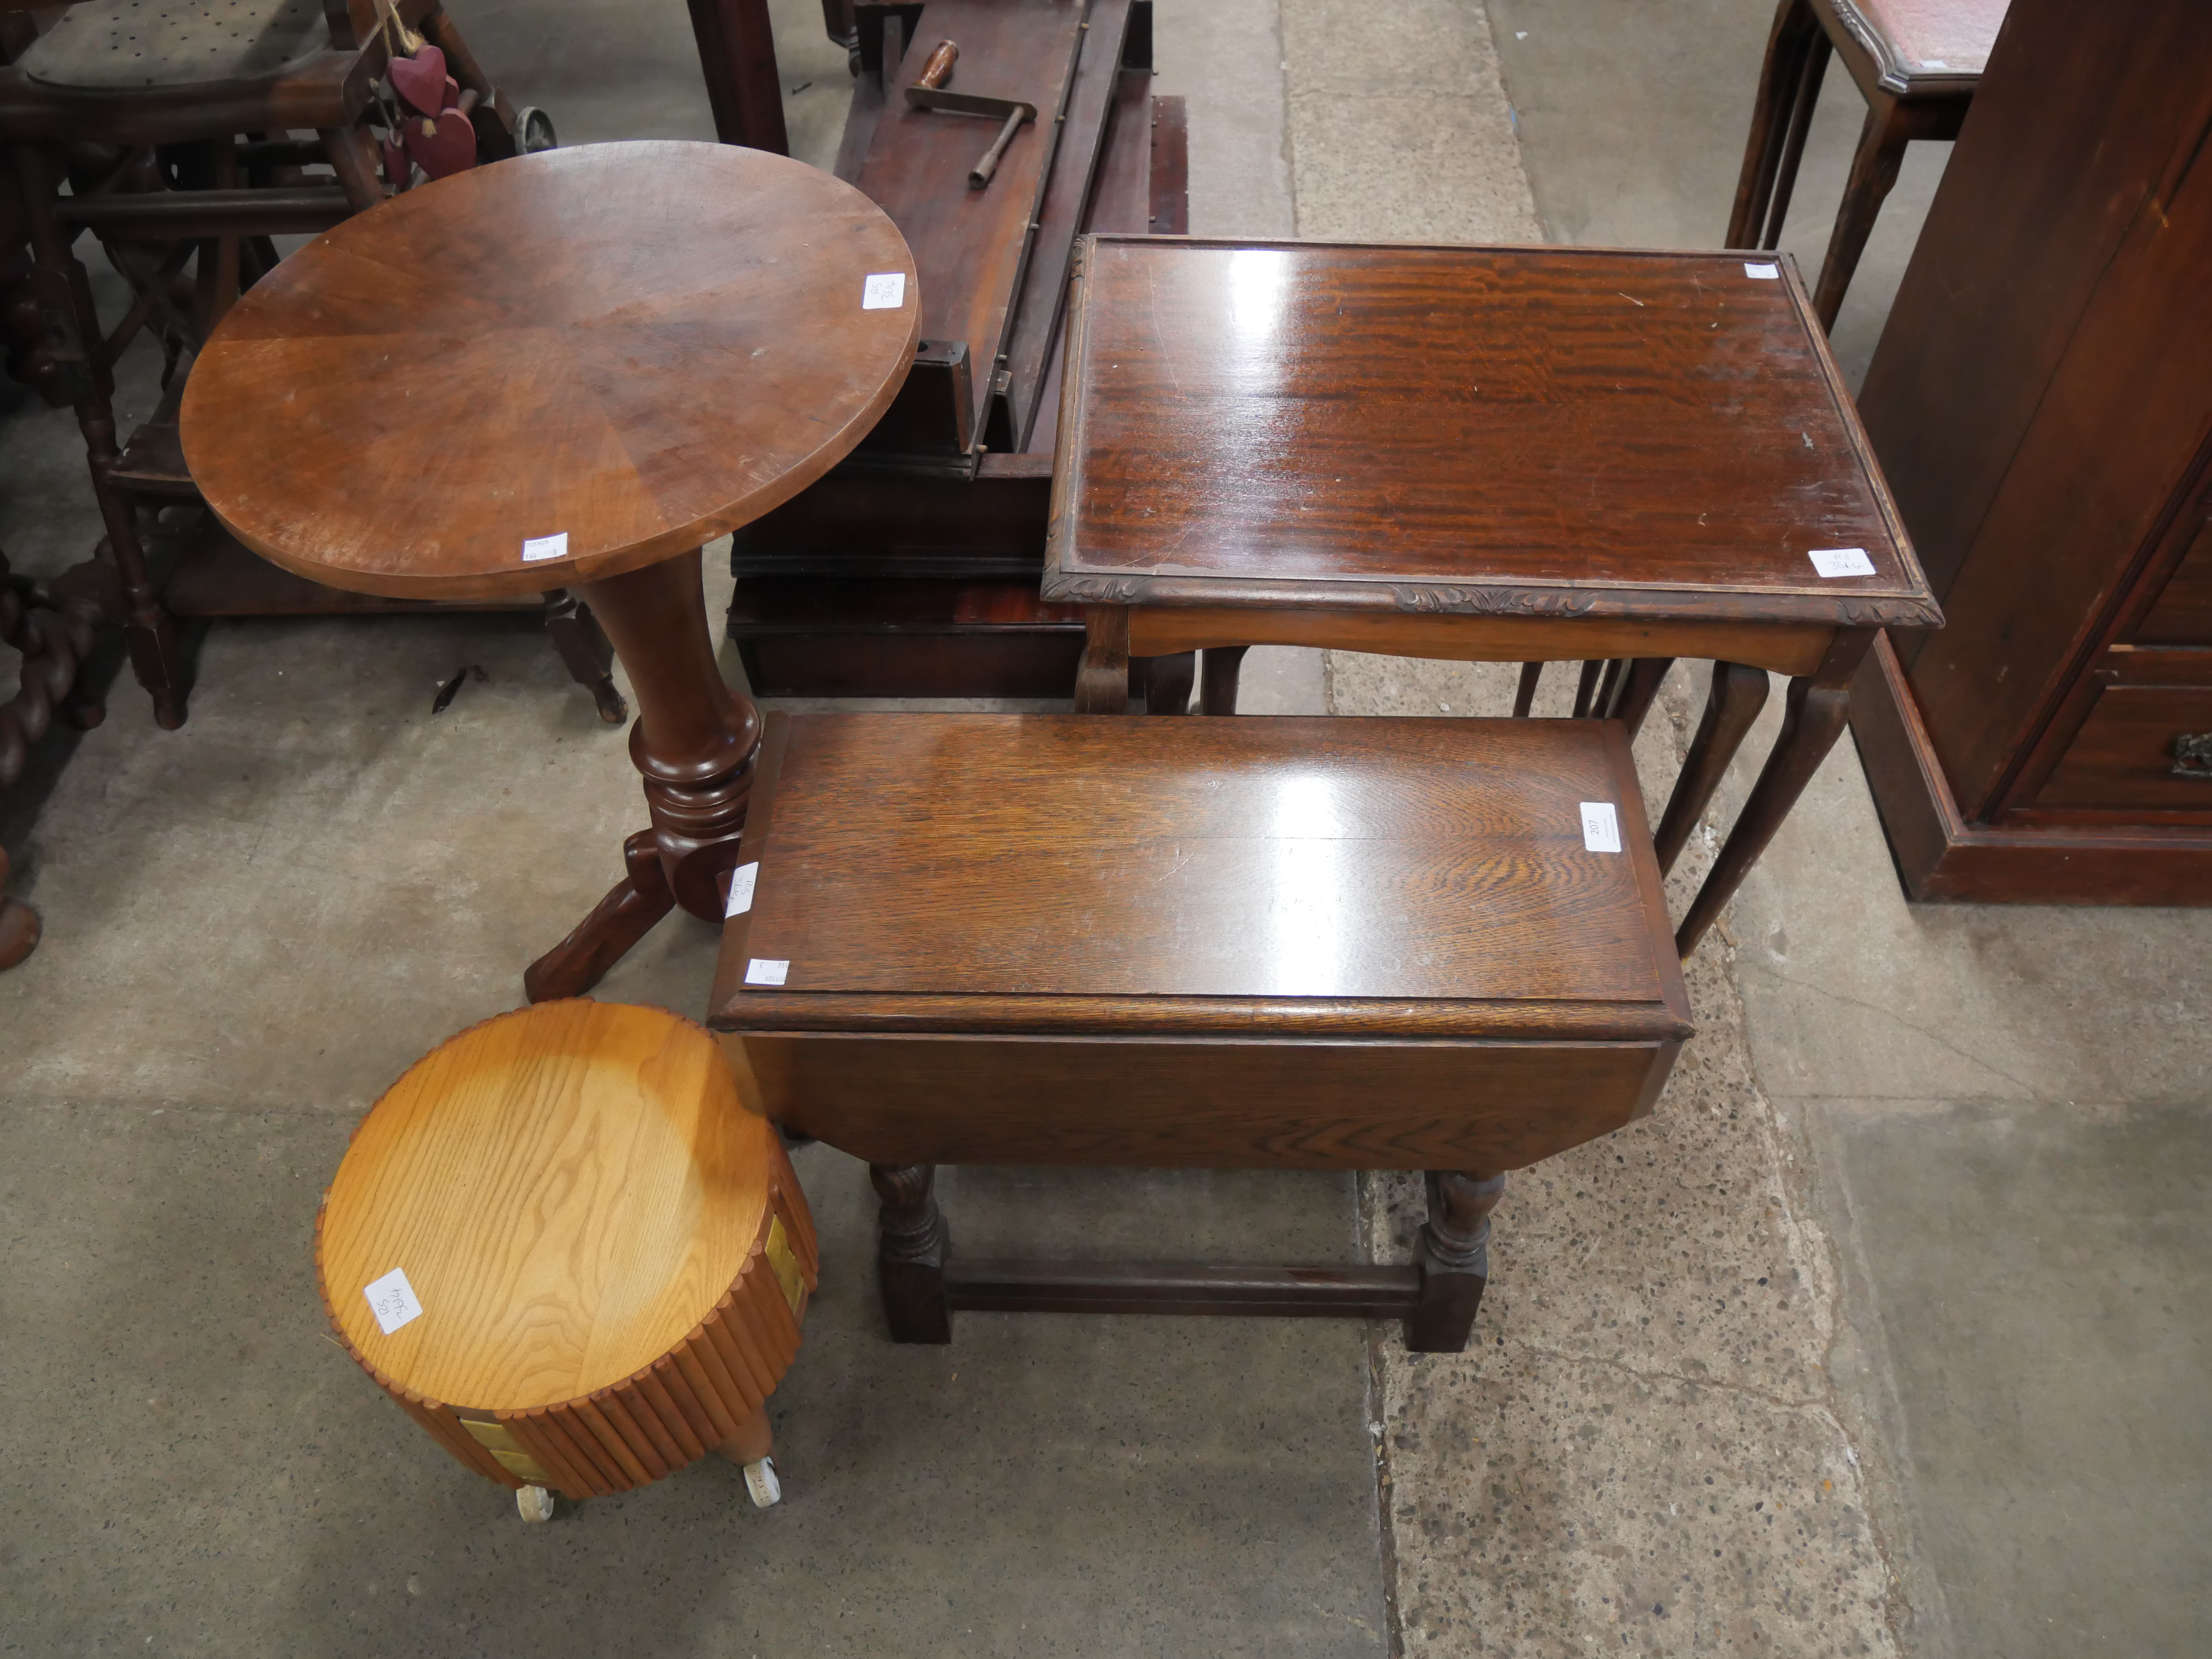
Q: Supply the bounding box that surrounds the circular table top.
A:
[317,1001,780,1411]
[181,141,919,601]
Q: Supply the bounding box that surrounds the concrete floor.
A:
[1482,7,2212,1655]
[4,1,2210,1656]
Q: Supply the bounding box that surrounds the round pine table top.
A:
[317,1001,782,1412]
[181,141,919,602]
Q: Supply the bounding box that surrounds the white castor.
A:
[516,1484,556,1522]
[742,1458,782,1508]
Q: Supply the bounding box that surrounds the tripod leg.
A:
[523,829,676,1002]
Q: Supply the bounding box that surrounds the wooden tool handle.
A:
[915,38,958,89]
[968,105,1028,189]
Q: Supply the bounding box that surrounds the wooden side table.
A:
[179,142,919,997]
[317,1001,818,1518]
[1725,0,2006,329]
[709,711,1690,1352]
[1044,236,1942,955]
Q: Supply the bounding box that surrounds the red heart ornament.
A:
[381,133,410,189]
[404,104,478,180]
[387,44,448,115]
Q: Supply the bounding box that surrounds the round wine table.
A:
[180,141,919,998]
[316,1000,820,1520]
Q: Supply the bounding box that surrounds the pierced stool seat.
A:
[20,0,332,93]
[315,1001,819,1520]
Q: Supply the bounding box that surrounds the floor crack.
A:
[1508,1341,1825,1415]
[1737,959,2047,1098]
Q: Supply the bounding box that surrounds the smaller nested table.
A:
[317,1001,818,1519]
[1727,0,2006,328]
[1045,236,1943,955]
[180,141,919,998]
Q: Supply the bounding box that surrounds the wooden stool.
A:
[0,0,606,728]
[315,1001,818,1520]
[709,712,1690,1352]
[1725,0,2007,329]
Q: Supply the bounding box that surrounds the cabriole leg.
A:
[1676,632,1870,956]
[1144,650,1195,714]
[1655,660,1770,874]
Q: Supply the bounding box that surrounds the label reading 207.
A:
[1580,802,1623,854]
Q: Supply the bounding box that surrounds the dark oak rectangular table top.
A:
[709,713,1688,1171]
[1044,236,1938,631]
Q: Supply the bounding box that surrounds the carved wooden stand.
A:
[524,551,763,1002]
[869,1161,1508,1353]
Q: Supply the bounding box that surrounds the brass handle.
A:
[2173,733,2212,779]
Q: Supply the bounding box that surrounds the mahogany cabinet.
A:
[1849,0,2212,902]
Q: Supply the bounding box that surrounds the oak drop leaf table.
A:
[1046,236,1944,955]
[709,711,1691,1350]
[179,142,920,997]
[315,1001,820,1519]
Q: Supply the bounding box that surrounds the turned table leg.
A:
[872,1162,952,1343]
[15,145,192,729]
[1675,630,1871,956]
[524,549,762,1001]
[1408,1170,1507,1353]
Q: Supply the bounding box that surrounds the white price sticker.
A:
[1808,546,1876,578]
[745,958,789,987]
[862,272,907,310]
[1580,802,1622,854]
[725,862,759,919]
[363,1268,423,1335]
[1743,262,1780,279]
[521,532,568,563]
